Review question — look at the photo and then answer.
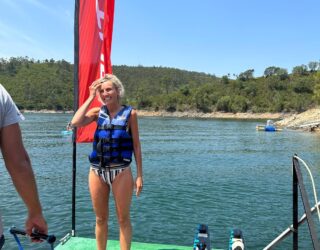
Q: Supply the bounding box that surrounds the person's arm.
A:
[129,110,143,196]
[0,123,47,236]
[70,80,101,127]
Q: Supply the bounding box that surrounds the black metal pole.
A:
[72,0,80,237]
[292,155,298,250]
[293,156,320,250]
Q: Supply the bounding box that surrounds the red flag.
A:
[76,0,114,142]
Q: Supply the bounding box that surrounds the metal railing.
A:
[263,155,320,250]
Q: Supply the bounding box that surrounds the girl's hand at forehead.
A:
[89,79,102,97]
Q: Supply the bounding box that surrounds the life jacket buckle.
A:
[105,124,114,130]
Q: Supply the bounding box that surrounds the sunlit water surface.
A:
[0,113,320,249]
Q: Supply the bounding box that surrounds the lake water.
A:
[0,113,320,249]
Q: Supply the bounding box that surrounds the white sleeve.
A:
[0,84,25,129]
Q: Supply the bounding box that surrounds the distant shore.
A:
[22,109,74,114]
[136,110,290,120]
[22,108,320,132]
[22,109,289,120]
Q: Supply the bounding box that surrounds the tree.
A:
[264,66,280,77]
[0,56,318,113]
[264,66,288,80]
[308,61,319,72]
[179,85,190,96]
[292,79,313,94]
[230,95,249,112]
[313,71,320,104]
[221,75,229,84]
[292,65,308,76]
[238,69,254,81]
[216,96,232,112]
[277,68,289,80]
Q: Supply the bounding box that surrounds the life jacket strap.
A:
[97,146,133,153]
[101,156,131,162]
[97,138,132,143]
[97,124,126,130]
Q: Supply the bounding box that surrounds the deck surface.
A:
[54,236,223,250]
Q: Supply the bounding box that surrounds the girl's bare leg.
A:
[89,170,110,250]
[112,168,134,250]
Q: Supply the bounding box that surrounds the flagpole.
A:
[72,0,80,237]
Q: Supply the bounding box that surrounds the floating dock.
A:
[54,236,223,250]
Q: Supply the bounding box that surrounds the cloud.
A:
[0,1,74,61]
[0,21,37,44]
[1,0,26,16]
[25,0,53,13]
[25,0,73,27]
[0,20,49,59]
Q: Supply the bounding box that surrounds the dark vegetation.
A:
[1,57,320,113]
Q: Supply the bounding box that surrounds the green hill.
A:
[0,57,319,113]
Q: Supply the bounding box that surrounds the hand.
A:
[25,213,47,242]
[89,80,102,98]
[135,176,143,197]
[66,122,73,131]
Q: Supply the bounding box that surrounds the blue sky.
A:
[0,0,319,77]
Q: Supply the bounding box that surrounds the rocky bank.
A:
[137,108,320,133]
[275,108,320,132]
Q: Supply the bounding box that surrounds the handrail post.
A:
[292,156,298,250]
[292,155,320,250]
[263,155,320,249]
[72,0,80,237]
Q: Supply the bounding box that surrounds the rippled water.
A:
[1,113,320,249]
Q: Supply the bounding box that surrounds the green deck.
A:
[54,236,223,250]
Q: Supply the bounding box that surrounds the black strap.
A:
[97,124,126,130]
[96,142,132,153]
[99,138,132,143]
[92,155,131,163]
[101,156,131,162]
[99,139,104,168]
[100,145,133,152]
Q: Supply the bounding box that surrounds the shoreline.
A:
[22,109,290,120]
[136,110,289,120]
[22,108,320,132]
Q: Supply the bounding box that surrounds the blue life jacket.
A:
[89,105,133,168]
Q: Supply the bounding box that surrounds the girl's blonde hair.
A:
[99,74,125,98]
